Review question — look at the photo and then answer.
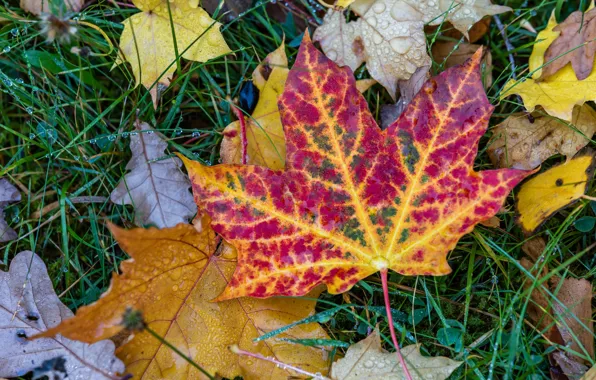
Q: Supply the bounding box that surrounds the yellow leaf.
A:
[516,154,595,233]
[501,12,596,121]
[38,223,330,379]
[116,0,230,107]
[355,78,377,93]
[220,43,289,169]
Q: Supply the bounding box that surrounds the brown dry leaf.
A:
[0,178,20,242]
[379,65,430,129]
[20,0,83,15]
[331,328,462,379]
[38,223,330,379]
[582,364,596,379]
[488,104,596,170]
[435,17,492,43]
[479,216,500,228]
[543,8,596,81]
[110,120,197,228]
[431,41,492,88]
[0,251,125,379]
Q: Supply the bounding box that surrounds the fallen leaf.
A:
[115,0,231,107]
[110,120,197,228]
[0,178,20,242]
[39,223,330,379]
[516,154,595,233]
[434,17,492,44]
[543,8,596,80]
[330,328,462,379]
[582,364,596,379]
[355,78,377,93]
[220,43,289,169]
[479,216,500,227]
[501,12,596,121]
[488,104,596,170]
[0,251,125,379]
[20,0,82,15]
[431,41,492,88]
[313,8,430,99]
[182,34,531,300]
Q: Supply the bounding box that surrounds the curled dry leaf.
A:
[501,13,596,121]
[0,178,20,242]
[488,105,596,170]
[380,65,431,129]
[20,0,83,15]
[431,41,492,89]
[543,8,596,81]
[0,251,124,379]
[110,121,196,228]
[182,35,531,300]
[39,223,330,379]
[516,154,595,233]
[115,0,230,107]
[331,328,462,379]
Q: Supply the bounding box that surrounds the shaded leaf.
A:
[488,105,596,170]
[0,251,124,379]
[543,8,596,81]
[516,154,594,233]
[574,216,596,232]
[431,41,492,89]
[39,223,330,379]
[501,13,596,121]
[115,0,231,107]
[110,121,196,228]
[330,328,461,379]
[182,35,530,300]
[0,178,20,242]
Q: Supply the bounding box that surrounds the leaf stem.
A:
[380,269,413,380]
[231,105,248,164]
[144,325,215,380]
[229,344,329,379]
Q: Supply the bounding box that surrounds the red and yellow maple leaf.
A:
[182,33,532,300]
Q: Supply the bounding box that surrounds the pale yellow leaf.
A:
[116,0,230,107]
[20,0,82,15]
[331,328,462,380]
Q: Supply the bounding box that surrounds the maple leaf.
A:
[181,34,531,300]
[330,328,461,379]
[0,178,20,242]
[543,7,596,80]
[115,0,231,107]
[516,154,595,233]
[431,41,492,89]
[38,223,330,379]
[110,120,197,228]
[500,12,596,121]
[488,105,596,170]
[0,251,125,379]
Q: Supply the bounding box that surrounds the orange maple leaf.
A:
[182,33,532,301]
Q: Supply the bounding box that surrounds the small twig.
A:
[381,269,413,380]
[231,105,248,164]
[229,344,329,379]
[493,15,534,123]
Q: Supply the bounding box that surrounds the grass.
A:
[1,0,595,378]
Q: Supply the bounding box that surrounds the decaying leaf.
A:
[0,251,124,379]
[380,65,431,129]
[501,13,596,121]
[313,8,430,99]
[516,154,595,233]
[0,178,20,242]
[20,0,82,15]
[431,41,492,89]
[115,0,231,107]
[182,34,530,300]
[111,121,197,228]
[331,328,462,379]
[488,105,596,170]
[543,8,596,81]
[39,223,330,379]
[220,43,289,169]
